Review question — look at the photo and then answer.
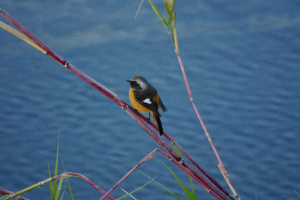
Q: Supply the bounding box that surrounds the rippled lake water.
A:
[1,1,300,199]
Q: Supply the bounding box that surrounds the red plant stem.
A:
[50,172,115,200]
[99,149,158,200]
[177,55,235,192]
[0,9,232,200]
[64,62,126,107]
[0,188,30,200]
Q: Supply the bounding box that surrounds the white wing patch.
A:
[143,98,152,104]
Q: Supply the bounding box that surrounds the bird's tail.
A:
[152,112,164,136]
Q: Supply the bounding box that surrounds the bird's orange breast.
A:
[129,88,151,113]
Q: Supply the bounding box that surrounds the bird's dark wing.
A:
[148,84,167,112]
[133,90,160,116]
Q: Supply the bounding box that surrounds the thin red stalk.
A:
[0,9,232,200]
[0,188,30,200]
[64,62,126,107]
[177,55,235,190]
[99,149,158,200]
[51,172,115,200]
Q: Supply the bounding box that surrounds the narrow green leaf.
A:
[53,134,60,199]
[164,163,199,199]
[157,158,199,200]
[55,178,64,200]
[189,176,194,194]
[171,143,183,158]
[48,163,55,200]
[163,0,173,20]
[163,0,176,24]
[0,195,10,200]
[55,134,60,177]
[148,0,171,31]
[171,0,176,21]
[67,178,75,200]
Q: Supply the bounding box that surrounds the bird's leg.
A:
[148,113,151,121]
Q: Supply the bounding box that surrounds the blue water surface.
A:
[0,1,300,199]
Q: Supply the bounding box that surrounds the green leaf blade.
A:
[160,160,199,200]
[55,178,64,200]
[148,0,171,31]
[0,195,10,200]
[67,178,75,200]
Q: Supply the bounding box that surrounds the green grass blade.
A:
[148,0,170,31]
[48,134,60,200]
[171,143,196,195]
[171,143,183,158]
[52,134,60,199]
[48,162,55,200]
[0,195,10,200]
[189,176,194,194]
[164,163,199,200]
[55,134,60,176]
[67,178,75,200]
[158,159,199,200]
[55,178,64,200]
[163,0,173,21]
[171,0,176,20]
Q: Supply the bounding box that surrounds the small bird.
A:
[127,76,167,136]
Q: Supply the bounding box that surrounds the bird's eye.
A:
[132,81,138,86]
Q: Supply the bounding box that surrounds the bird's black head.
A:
[126,76,149,90]
[126,80,141,90]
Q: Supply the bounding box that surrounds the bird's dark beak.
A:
[126,80,131,82]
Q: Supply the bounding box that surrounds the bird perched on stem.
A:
[127,76,167,136]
